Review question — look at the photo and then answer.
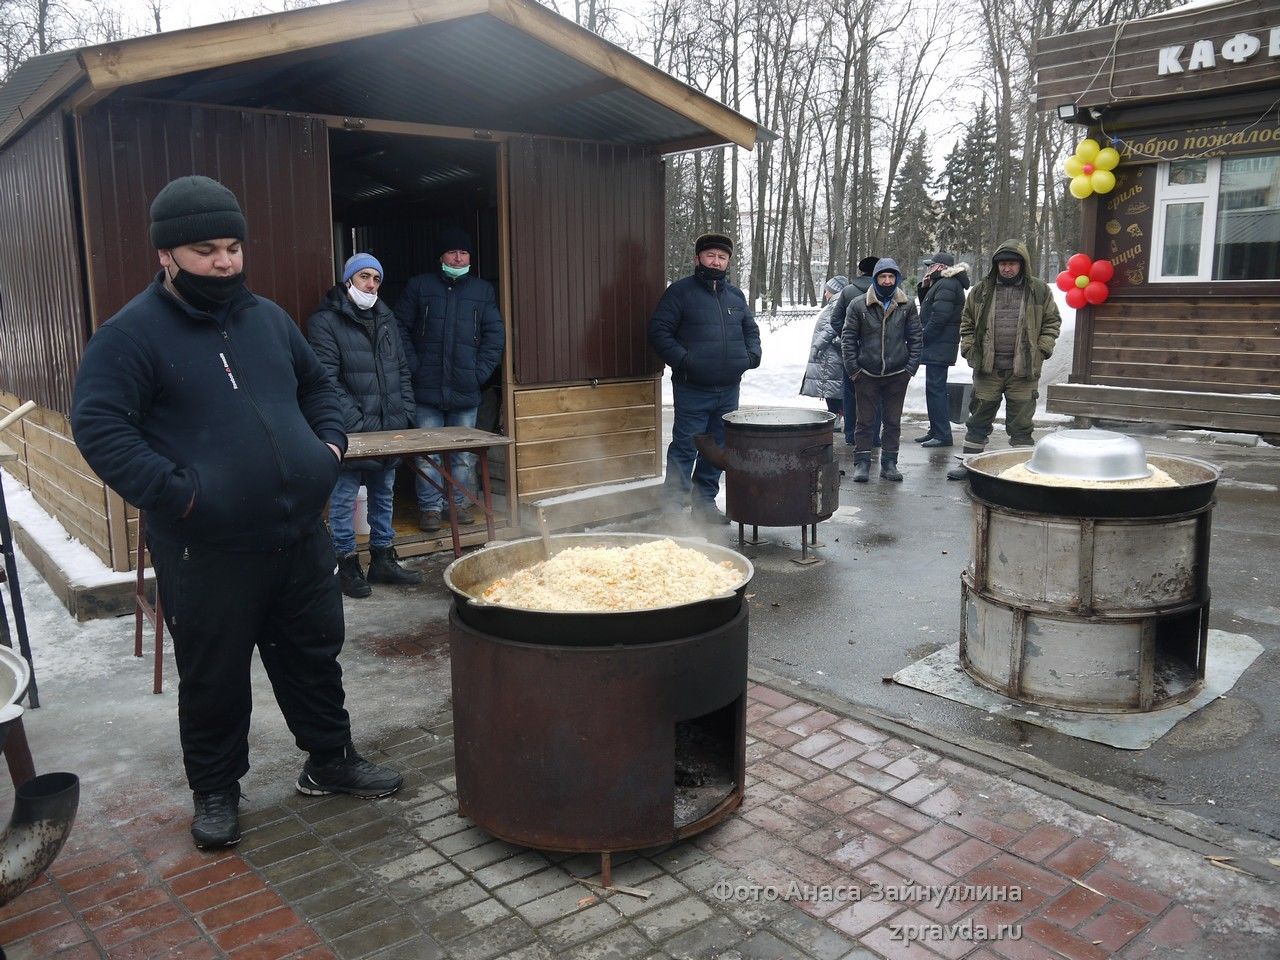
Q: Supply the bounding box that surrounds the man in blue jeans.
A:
[394,228,505,532]
[308,253,421,597]
[648,233,761,524]
[914,252,970,448]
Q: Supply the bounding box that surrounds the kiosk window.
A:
[1151,153,1280,282]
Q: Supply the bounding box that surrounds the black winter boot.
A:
[367,546,423,586]
[880,453,903,482]
[337,552,372,598]
[852,453,872,483]
[947,446,983,481]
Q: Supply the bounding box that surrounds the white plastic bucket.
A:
[353,486,371,536]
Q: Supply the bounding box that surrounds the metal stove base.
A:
[891,630,1263,750]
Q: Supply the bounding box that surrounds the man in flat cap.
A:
[72,175,403,852]
[948,239,1061,480]
[648,233,761,525]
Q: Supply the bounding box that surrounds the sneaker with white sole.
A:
[296,745,403,798]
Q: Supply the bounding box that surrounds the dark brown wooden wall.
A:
[1035,0,1280,111]
[1084,296,1280,394]
[507,137,664,386]
[77,100,333,334]
[0,112,89,414]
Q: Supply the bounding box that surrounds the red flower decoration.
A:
[1055,255,1113,309]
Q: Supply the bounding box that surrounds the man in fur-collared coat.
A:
[914,252,970,448]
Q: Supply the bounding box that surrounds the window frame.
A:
[1149,152,1280,284]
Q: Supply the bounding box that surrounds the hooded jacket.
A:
[307,285,416,472]
[840,260,922,378]
[394,269,505,411]
[648,267,762,387]
[71,275,346,551]
[799,299,844,399]
[960,240,1061,379]
[917,263,971,366]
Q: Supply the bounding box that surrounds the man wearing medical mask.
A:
[394,228,505,534]
[72,176,403,852]
[308,253,421,598]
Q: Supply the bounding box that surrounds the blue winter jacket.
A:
[394,269,505,411]
[71,274,347,551]
[648,267,761,387]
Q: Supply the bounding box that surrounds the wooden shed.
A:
[0,0,763,575]
[1034,0,1280,436]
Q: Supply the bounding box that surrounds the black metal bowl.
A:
[963,450,1220,518]
[443,533,754,646]
[723,407,836,432]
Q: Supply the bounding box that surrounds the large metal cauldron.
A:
[444,534,753,856]
[960,449,1220,713]
[717,408,839,527]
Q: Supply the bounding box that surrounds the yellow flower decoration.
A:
[1064,138,1120,198]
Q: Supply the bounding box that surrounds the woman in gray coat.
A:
[799,275,850,423]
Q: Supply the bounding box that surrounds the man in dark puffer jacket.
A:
[914,252,970,448]
[394,228,505,533]
[308,253,421,598]
[71,176,402,853]
[648,233,761,524]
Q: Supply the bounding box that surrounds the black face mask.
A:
[875,281,897,299]
[695,264,727,284]
[169,265,247,313]
[996,265,1024,286]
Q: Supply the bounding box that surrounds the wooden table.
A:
[345,427,515,558]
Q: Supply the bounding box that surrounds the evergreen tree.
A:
[887,131,935,283]
[934,100,997,268]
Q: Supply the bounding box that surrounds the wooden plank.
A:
[515,405,656,442]
[1089,361,1277,388]
[27,472,111,555]
[106,489,131,572]
[516,451,656,495]
[1092,348,1280,371]
[497,139,520,526]
[1048,398,1280,433]
[1093,333,1280,353]
[1051,383,1280,412]
[489,0,758,150]
[515,429,656,468]
[513,380,655,416]
[20,418,94,475]
[25,445,110,513]
[1096,319,1280,339]
[80,0,488,91]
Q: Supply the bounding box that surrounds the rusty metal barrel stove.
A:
[696,407,839,562]
[960,447,1220,713]
[444,534,753,856]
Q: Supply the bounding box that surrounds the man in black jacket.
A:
[394,228,505,533]
[914,252,970,448]
[308,253,421,598]
[648,233,761,524]
[71,176,402,852]
[833,256,883,448]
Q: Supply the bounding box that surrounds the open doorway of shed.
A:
[328,128,507,550]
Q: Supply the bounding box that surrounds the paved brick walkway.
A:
[1,683,1274,959]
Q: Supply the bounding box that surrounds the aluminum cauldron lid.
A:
[723,407,836,431]
[1027,428,1151,482]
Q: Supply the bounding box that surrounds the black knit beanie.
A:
[149,176,246,249]
[436,227,474,260]
[695,233,733,257]
[857,256,880,276]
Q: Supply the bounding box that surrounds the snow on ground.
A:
[661,287,1078,417]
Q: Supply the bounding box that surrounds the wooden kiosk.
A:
[0,0,764,580]
[1034,0,1280,436]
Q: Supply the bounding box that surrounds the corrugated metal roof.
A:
[0,51,78,137]
[126,17,710,145]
